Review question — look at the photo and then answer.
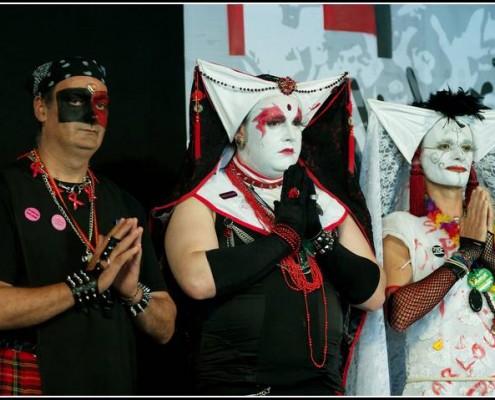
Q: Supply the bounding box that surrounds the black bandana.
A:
[29,56,107,97]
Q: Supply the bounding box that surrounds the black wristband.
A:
[443,261,469,280]
[65,269,100,311]
[443,251,470,280]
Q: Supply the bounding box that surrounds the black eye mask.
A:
[56,88,108,127]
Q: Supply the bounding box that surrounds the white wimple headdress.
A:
[196,58,347,142]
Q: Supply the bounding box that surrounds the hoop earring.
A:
[235,135,246,150]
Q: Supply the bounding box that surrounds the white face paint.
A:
[237,94,304,178]
[420,118,475,188]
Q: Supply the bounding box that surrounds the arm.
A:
[0,210,140,330]
[165,196,297,299]
[0,281,76,330]
[165,164,310,300]
[335,214,386,311]
[384,234,483,332]
[132,291,177,344]
[112,217,177,344]
[165,196,222,300]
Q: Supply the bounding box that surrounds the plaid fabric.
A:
[0,348,41,395]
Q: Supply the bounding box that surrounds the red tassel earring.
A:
[409,148,427,217]
[191,68,205,161]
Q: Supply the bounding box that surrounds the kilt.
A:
[0,348,41,395]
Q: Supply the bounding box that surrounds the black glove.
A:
[305,176,322,239]
[273,163,309,238]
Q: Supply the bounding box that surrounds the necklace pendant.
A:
[68,192,85,210]
[469,288,483,312]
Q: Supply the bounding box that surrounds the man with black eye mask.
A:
[56,87,109,126]
[0,56,177,395]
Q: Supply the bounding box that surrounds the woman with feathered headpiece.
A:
[362,87,495,396]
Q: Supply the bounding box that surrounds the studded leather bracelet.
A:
[121,282,152,317]
[310,229,336,255]
[65,269,101,312]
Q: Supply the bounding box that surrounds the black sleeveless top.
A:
[184,213,345,394]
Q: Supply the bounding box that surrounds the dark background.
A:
[0,4,186,213]
[0,4,189,395]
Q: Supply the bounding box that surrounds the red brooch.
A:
[278,77,297,95]
[288,187,300,199]
[30,161,43,178]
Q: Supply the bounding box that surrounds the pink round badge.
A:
[24,207,41,222]
[51,214,67,231]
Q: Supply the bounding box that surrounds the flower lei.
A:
[425,197,460,247]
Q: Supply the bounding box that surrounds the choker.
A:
[56,178,90,195]
[229,158,283,189]
[55,176,92,210]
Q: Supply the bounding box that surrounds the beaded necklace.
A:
[26,149,99,263]
[225,160,328,368]
[425,197,460,247]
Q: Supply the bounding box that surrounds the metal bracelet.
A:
[122,282,152,317]
[310,229,336,255]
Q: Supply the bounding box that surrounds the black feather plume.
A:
[417,87,485,122]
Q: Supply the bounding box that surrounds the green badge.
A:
[467,268,494,293]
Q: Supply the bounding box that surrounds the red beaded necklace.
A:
[225,160,328,368]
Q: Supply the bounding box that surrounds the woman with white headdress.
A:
[362,88,495,396]
[152,59,387,395]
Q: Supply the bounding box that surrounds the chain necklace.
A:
[56,177,92,210]
[27,149,98,263]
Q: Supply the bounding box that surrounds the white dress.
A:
[383,211,495,396]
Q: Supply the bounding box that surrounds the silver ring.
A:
[310,194,318,201]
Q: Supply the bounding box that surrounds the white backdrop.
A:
[184,4,495,155]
